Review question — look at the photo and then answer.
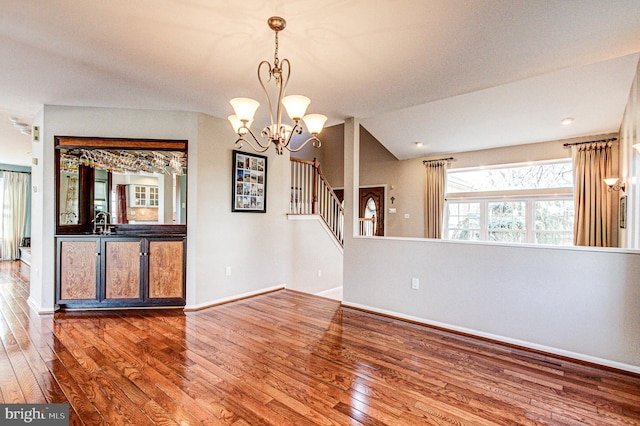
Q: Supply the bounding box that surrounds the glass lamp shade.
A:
[230,98,260,122]
[282,95,310,120]
[633,143,640,153]
[228,115,252,135]
[603,178,619,186]
[303,114,327,134]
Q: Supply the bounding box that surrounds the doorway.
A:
[359,186,385,236]
[332,187,385,236]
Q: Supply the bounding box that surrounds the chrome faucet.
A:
[93,211,111,234]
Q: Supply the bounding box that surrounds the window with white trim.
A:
[445,160,574,246]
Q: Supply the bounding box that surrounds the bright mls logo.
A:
[1,404,68,425]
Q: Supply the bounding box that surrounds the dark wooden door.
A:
[359,186,385,236]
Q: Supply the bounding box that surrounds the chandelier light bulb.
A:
[228,115,252,135]
[230,98,260,122]
[303,114,327,135]
[282,95,311,121]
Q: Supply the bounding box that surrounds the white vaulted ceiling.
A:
[1,1,640,165]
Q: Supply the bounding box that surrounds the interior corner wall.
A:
[618,57,640,249]
[288,217,343,295]
[187,114,293,308]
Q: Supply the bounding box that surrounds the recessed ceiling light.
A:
[561,117,574,126]
[415,141,423,147]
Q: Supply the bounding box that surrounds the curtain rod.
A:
[562,137,617,148]
[0,169,31,174]
[422,157,454,164]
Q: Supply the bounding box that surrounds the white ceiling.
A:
[1,0,640,166]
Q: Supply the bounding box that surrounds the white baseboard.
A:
[315,286,343,297]
[27,296,55,315]
[341,300,640,375]
[184,285,285,312]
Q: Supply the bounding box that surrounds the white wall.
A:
[288,216,343,295]
[29,105,295,313]
[186,114,293,309]
[342,119,640,373]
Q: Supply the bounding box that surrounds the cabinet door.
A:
[129,185,147,207]
[103,239,142,300]
[58,239,99,300]
[147,186,159,207]
[147,239,184,300]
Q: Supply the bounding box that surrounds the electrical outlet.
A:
[225,266,232,276]
[411,278,419,289]
[318,269,322,277]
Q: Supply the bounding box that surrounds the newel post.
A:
[312,157,319,214]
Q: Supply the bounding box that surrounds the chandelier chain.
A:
[272,30,281,87]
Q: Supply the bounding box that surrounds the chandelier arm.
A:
[281,122,303,150]
[258,60,276,130]
[286,135,322,153]
[234,136,271,153]
[235,126,272,153]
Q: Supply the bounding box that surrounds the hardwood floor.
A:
[1,261,639,425]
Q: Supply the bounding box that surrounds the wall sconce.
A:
[604,178,625,192]
[633,143,640,153]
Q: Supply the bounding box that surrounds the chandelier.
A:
[228,16,327,155]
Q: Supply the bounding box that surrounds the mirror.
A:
[55,137,188,234]
[59,154,80,224]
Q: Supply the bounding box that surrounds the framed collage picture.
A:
[232,150,267,213]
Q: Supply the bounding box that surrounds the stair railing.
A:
[290,158,344,245]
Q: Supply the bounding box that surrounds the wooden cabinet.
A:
[104,238,142,301]
[148,239,184,299]
[57,235,185,309]
[58,238,99,301]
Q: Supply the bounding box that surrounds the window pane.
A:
[534,199,574,246]
[447,202,480,240]
[488,201,525,230]
[447,161,573,193]
[535,200,574,230]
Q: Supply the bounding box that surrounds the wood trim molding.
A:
[55,136,187,150]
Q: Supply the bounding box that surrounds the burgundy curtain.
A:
[116,184,128,224]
